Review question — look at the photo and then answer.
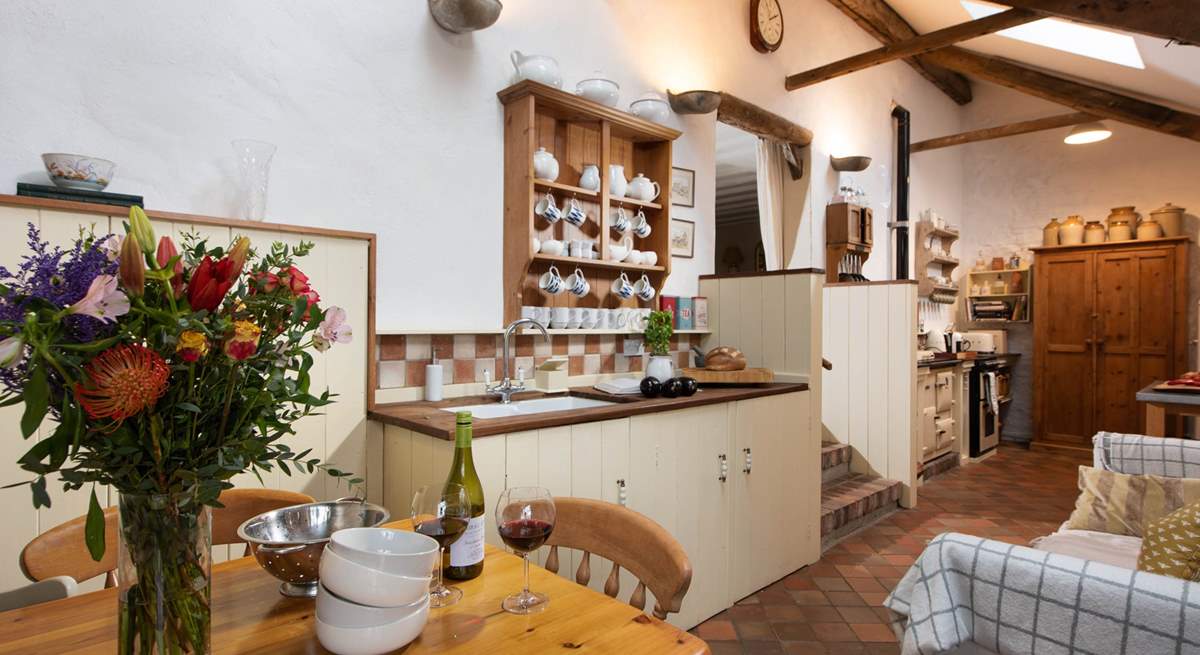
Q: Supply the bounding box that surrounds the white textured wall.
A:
[955,82,1200,440]
[0,0,962,330]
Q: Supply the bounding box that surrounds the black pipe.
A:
[892,104,911,280]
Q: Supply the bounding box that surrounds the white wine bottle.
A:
[444,411,485,580]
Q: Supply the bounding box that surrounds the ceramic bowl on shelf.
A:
[41,153,115,191]
[328,527,440,579]
[576,72,620,107]
[628,93,671,123]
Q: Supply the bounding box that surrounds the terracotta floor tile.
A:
[850,623,897,642]
[811,623,859,642]
[692,446,1089,655]
[696,620,738,641]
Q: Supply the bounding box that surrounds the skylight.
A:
[961,0,1145,69]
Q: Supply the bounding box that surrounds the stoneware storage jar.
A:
[1137,216,1163,240]
[1107,220,1133,242]
[1151,203,1185,237]
[1106,206,1138,227]
[1084,221,1107,244]
[1059,215,1085,245]
[1042,217,1061,246]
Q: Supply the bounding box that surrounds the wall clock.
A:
[750,0,784,53]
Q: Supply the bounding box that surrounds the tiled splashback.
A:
[377,333,698,389]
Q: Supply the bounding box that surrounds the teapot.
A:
[608,236,632,262]
[511,51,562,88]
[532,147,559,182]
[627,173,660,202]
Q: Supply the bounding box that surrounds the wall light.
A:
[667,90,721,114]
[1064,121,1112,145]
[830,155,872,172]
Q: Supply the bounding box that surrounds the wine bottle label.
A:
[449,515,485,567]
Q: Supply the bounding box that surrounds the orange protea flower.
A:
[76,345,170,421]
[175,330,209,362]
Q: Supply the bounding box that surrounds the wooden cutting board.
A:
[681,367,775,384]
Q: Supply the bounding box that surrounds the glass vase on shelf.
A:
[117,488,212,654]
[231,139,276,222]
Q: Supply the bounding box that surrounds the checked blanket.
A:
[884,532,1200,654]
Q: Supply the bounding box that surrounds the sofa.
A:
[884,433,1200,655]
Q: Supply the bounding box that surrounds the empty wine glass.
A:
[495,486,556,614]
[412,483,471,608]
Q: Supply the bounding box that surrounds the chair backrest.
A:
[20,488,314,586]
[1093,432,1200,479]
[543,497,692,620]
[0,576,77,612]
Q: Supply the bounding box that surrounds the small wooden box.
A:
[535,356,570,392]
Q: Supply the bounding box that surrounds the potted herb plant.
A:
[643,309,674,381]
[0,207,355,654]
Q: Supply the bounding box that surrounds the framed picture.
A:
[670,166,695,207]
[670,219,695,259]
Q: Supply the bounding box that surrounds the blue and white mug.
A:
[539,265,565,295]
[632,209,652,238]
[634,274,655,301]
[611,272,634,299]
[611,206,630,234]
[536,192,562,223]
[564,197,587,226]
[566,267,590,297]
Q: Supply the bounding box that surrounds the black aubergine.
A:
[640,376,662,397]
[678,377,698,396]
[661,377,682,398]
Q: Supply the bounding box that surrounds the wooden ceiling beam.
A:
[786,9,1036,91]
[912,111,1097,152]
[997,0,1200,45]
[825,0,973,104]
[922,47,1200,142]
[714,92,815,146]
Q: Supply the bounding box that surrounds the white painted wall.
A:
[0,0,963,331]
[955,81,1200,439]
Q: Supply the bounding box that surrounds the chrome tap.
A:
[488,318,550,404]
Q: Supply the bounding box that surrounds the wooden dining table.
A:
[0,520,709,654]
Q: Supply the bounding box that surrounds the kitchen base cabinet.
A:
[375,390,816,630]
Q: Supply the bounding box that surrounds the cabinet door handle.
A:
[718,454,728,482]
[743,448,753,474]
[616,479,627,506]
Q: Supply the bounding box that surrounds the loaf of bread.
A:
[704,346,746,371]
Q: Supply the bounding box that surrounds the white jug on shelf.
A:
[579,164,600,192]
[608,235,632,262]
[609,164,628,198]
[510,51,562,88]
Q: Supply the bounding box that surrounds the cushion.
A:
[1031,528,1142,569]
[1064,466,1200,537]
[1137,501,1200,581]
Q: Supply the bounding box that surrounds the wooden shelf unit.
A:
[500,80,681,324]
[916,220,960,299]
[965,266,1031,322]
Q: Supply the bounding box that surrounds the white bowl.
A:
[41,153,115,191]
[576,73,620,107]
[320,542,432,608]
[328,528,439,578]
[629,94,671,124]
[315,592,429,655]
[316,581,428,628]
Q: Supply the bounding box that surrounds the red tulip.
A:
[156,237,184,298]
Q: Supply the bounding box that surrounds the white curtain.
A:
[756,138,785,270]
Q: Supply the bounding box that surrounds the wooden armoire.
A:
[1032,237,1190,448]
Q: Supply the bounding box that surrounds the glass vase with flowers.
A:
[0,207,355,654]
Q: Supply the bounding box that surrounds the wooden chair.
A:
[20,488,314,587]
[543,497,692,620]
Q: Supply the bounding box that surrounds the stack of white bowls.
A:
[315,528,440,655]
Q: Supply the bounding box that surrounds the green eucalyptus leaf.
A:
[20,365,49,438]
[85,489,106,562]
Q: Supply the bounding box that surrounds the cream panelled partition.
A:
[0,196,374,592]
[821,281,918,506]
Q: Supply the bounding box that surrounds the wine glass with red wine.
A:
[495,486,556,614]
[412,483,471,608]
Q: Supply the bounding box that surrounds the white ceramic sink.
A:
[441,396,617,420]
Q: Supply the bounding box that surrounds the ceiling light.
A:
[1064,121,1112,144]
[961,1,1145,69]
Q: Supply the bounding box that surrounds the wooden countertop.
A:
[368,383,809,439]
[0,519,708,654]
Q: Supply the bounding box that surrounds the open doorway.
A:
[714,122,763,274]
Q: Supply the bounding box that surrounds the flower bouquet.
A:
[0,207,354,654]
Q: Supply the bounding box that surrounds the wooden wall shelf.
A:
[501,80,681,324]
[916,220,960,299]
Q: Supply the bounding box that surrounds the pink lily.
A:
[69,275,131,323]
[313,306,352,352]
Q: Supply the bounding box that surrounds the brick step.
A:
[821,442,851,483]
[820,473,902,541]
